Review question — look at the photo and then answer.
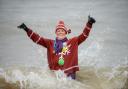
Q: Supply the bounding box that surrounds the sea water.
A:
[0,65,127,89]
[0,0,128,89]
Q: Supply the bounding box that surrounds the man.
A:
[17,16,96,79]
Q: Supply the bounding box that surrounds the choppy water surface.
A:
[0,0,128,89]
[0,66,128,89]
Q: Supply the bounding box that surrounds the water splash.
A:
[0,66,127,89]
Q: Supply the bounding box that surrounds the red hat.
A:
[55,20,71,34]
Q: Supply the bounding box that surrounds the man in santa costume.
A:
[17,16,96,79]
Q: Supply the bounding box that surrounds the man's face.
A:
[56,28,66,40]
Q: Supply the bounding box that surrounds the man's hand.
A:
[88,15,96,24]
[17,23,29,32]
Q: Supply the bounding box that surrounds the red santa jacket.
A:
[26,23,92,74]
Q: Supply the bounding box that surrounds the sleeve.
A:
[26,29,50,48]
[77,23,92,45]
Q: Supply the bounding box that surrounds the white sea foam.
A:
[0,66,127,89]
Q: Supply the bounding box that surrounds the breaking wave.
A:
[0,65,127,89]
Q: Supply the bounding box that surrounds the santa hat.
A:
[55,20,71,34]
